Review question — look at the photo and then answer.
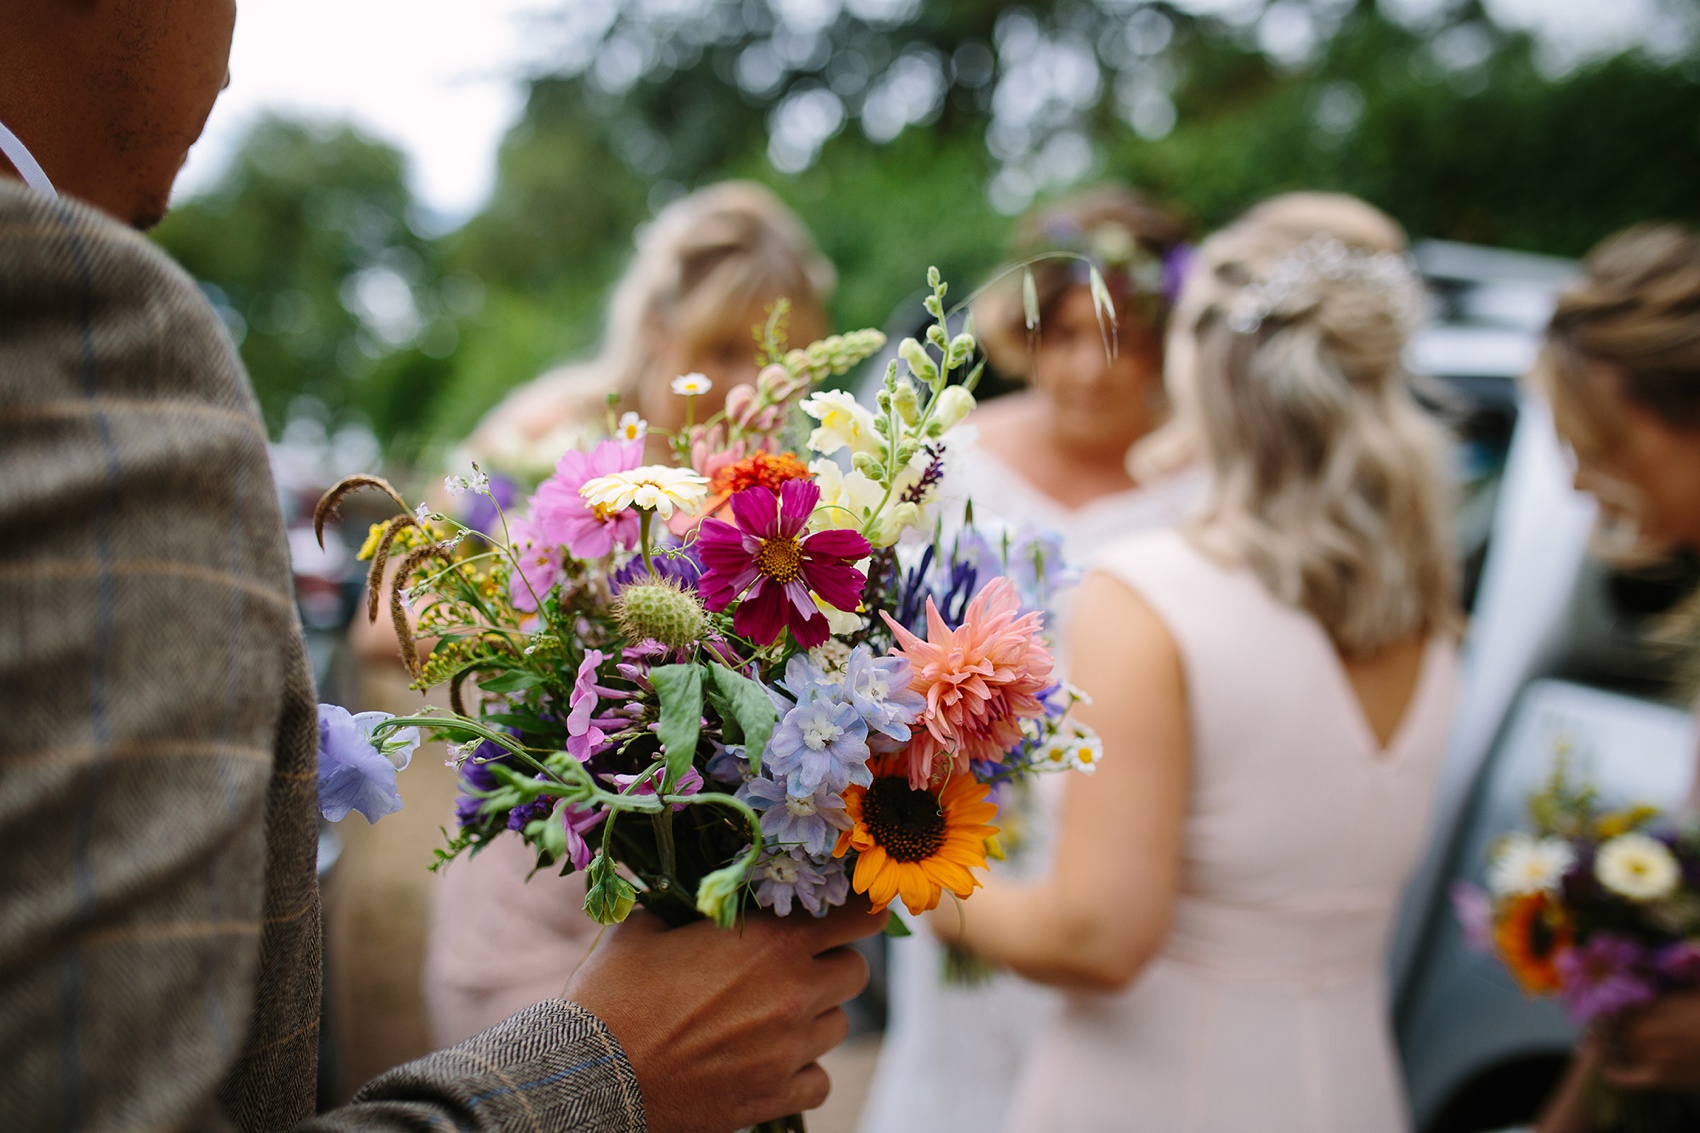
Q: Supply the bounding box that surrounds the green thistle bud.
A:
[615,579,709,649]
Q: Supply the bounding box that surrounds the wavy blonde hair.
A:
[1145,192,1459,656]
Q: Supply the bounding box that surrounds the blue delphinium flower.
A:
[705,742,752,785]
[765,693,870,797]
[752,847,851,917]
[1004,525,1078,611]
[317,704,419,823]
[777,652,831,699]
[737,775,853,857]
[841,646,925,741]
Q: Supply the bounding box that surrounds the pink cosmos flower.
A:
[881,577,1055,787]
[696,480,871,649]
[529,438,643,558]
[506,515,562,614]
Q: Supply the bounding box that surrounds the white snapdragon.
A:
[802,390,881,456]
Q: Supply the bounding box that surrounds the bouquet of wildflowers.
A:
[1454,761,1700,1129]
[313,268,1099,955]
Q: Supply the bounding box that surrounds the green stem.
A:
[639,509,656,577]
[652,807,677,881]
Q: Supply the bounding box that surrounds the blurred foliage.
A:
[154,0,1700,471]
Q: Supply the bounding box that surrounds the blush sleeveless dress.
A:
[1002,528,1458,1133]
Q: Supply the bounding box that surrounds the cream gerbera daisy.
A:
[579,466,709,520]
[671,372,712,396]
[1487,833,1575,897]
[1595,832,1680,901]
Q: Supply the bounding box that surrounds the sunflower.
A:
[834,752,999,916]
[1495,891,1572,995]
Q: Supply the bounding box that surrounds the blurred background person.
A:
[931,193,1462,1133]
[458,180,836,476]
[413,182,837,1049]
[857,183,1201,1133]
[1527,223,1700,1133]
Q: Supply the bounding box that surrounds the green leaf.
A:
[884,913,913,938]
[707,664,778,773]
[477,669,545,693]
[650,663,704,787]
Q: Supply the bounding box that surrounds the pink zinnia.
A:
[506,515,562,614]
[697,480,870,649]
[881,577,1055,787]
[529,438,643,558]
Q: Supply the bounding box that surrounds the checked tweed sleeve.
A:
[0,180,644,1133]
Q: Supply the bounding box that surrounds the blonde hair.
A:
[477,182,835,451]
[1149,192,1459,656]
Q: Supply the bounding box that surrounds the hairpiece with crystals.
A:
[1224,235,1425,335]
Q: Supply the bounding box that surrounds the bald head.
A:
[0,0,236,228]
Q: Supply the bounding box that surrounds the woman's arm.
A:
[929,570,1191,991]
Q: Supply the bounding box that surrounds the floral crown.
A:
[1037,218,1193,306]
[1224,235,1425,335]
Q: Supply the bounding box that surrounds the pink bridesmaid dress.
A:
[1004,528,1458,1133]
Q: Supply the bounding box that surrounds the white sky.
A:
[175,0,1676,226]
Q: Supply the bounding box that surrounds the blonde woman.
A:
[408,184,835,1047]
[859,184,1202,1133]
[461,179,834,474]
[1527,223,1700,1133]
[932,193,1462,1132]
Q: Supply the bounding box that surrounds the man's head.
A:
[0,0,235,229]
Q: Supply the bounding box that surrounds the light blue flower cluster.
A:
[735,645,924,916]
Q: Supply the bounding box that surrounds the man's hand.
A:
[562,901,888,1133]
[1600,992,1700,1090]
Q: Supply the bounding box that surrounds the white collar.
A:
[0,117,58,199]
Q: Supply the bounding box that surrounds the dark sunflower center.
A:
[863,776,947,863]
[756,536,805,583]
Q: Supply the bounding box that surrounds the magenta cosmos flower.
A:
[528,438,643,559]
[697,480,870,649]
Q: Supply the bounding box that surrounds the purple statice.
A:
[607,764,704,810]
[751,847,851,917]
[1655,941,1700,986]
[317,704,418,823]
[567,650,612,761]
[1450,881,1495,954]
[1556,933,1656,1024]
[765,692,870,797]
[842,647,924,742]
[610,542,703,593]
[737,775,852,857]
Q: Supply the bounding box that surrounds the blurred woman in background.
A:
[458,179,835,474]
[333,182,836,1065]
[858,184,1200,1133]
[932,193,1461,1132]
[1529,223,1700,1133]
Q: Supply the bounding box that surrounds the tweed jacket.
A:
[0,180,647,1132]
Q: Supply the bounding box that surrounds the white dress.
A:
[1004,529,1458,1132]
[856,443,1202,1133]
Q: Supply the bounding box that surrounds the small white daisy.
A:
[617,412,648,442]
[671,372,713,396]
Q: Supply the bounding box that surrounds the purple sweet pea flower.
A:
[560,801,604,871]
[507,784,555,831]
[765,691,870,797]
[607,764,704,810]
[751,847,850,917]
[1556,933,1656,1025]
[317,704,419,823]
[453,737,510,827]
[567,650,610,761]
[737,775,853,857]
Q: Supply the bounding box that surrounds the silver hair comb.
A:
[1225,235,1425,335]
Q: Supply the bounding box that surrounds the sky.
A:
[176,0,1677,227]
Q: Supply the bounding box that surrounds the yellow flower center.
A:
[755,536,805,583]
[863,777,947,863]
[593,503,618,522]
